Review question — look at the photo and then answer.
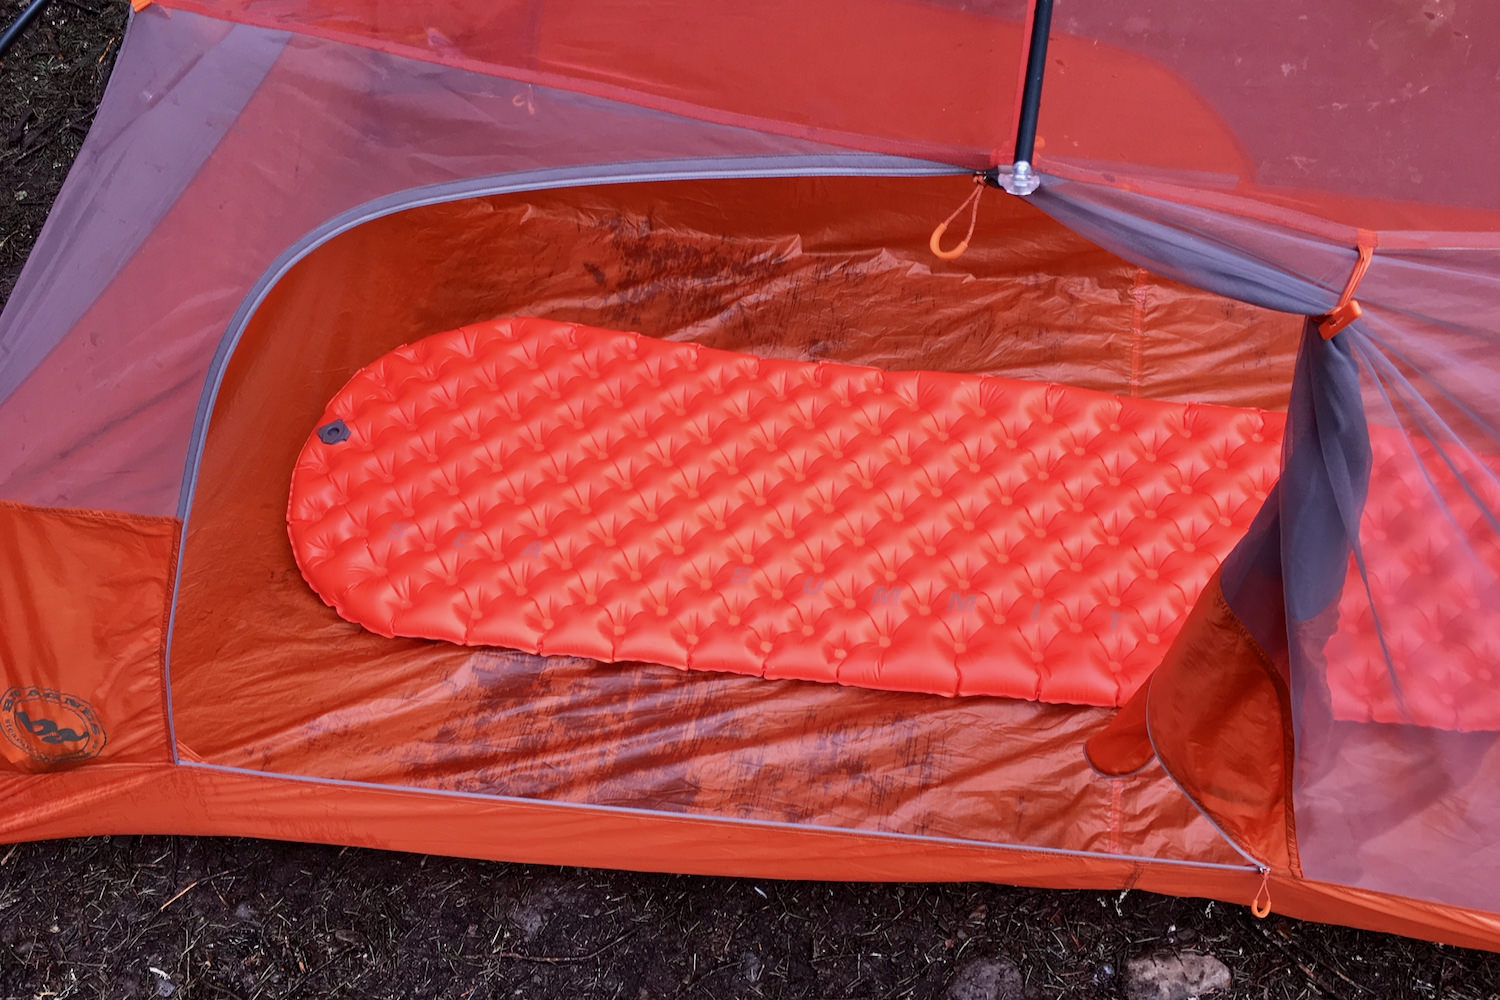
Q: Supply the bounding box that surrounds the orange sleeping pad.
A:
[288,316,1283,707]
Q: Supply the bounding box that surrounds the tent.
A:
[3,0,1500,951]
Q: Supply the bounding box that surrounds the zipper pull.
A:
[1251,866,1273,919]
[928,173,988,262]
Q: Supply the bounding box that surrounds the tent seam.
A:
[1208,578,1305,880]
[171,760,1264,874]
[155,523,182,765]
[1142,672,1270,876]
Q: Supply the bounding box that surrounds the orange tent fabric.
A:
[3,2,1500,954]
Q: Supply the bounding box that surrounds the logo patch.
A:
[1,687,107,765]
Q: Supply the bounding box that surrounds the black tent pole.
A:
[0,0,53,59]
[994,0,1055,196]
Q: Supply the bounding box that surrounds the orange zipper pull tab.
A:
[929,174,987,262]
[1251,867,1273,919]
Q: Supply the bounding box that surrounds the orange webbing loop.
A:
[1251,868,1273,919]
[1317,233,1377,340]
[929,175,987,261]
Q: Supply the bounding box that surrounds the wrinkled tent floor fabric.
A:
[288,316,1284,706]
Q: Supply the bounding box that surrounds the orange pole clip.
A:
[1316,235,1376,340]
[1251,868,1273,919]
[929,175,987,262]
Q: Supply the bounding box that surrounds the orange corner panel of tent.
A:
[0,502,177,772]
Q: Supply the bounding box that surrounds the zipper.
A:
[1141,674,1279,907]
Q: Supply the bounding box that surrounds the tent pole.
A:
[0,0,52,59]
[995,0,1054,196]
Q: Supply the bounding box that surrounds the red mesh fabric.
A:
[149,0,1500,227]
[1047,1,1500,225]
[150,0,1031,166]
[288,316,1284,706]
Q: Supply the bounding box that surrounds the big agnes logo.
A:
[1,686,107,765]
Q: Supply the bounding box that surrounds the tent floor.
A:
[171,175,1300,866]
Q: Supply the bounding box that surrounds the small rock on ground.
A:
[1124,951,1231,1000]
[945,957,1026,1000]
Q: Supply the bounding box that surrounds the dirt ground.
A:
[2,2,1499,998]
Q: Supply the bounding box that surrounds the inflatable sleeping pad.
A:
[287,316,1284,707]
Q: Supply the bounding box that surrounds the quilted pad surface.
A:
[288,316,1283,707]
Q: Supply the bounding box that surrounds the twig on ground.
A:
[159,879,200,912]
